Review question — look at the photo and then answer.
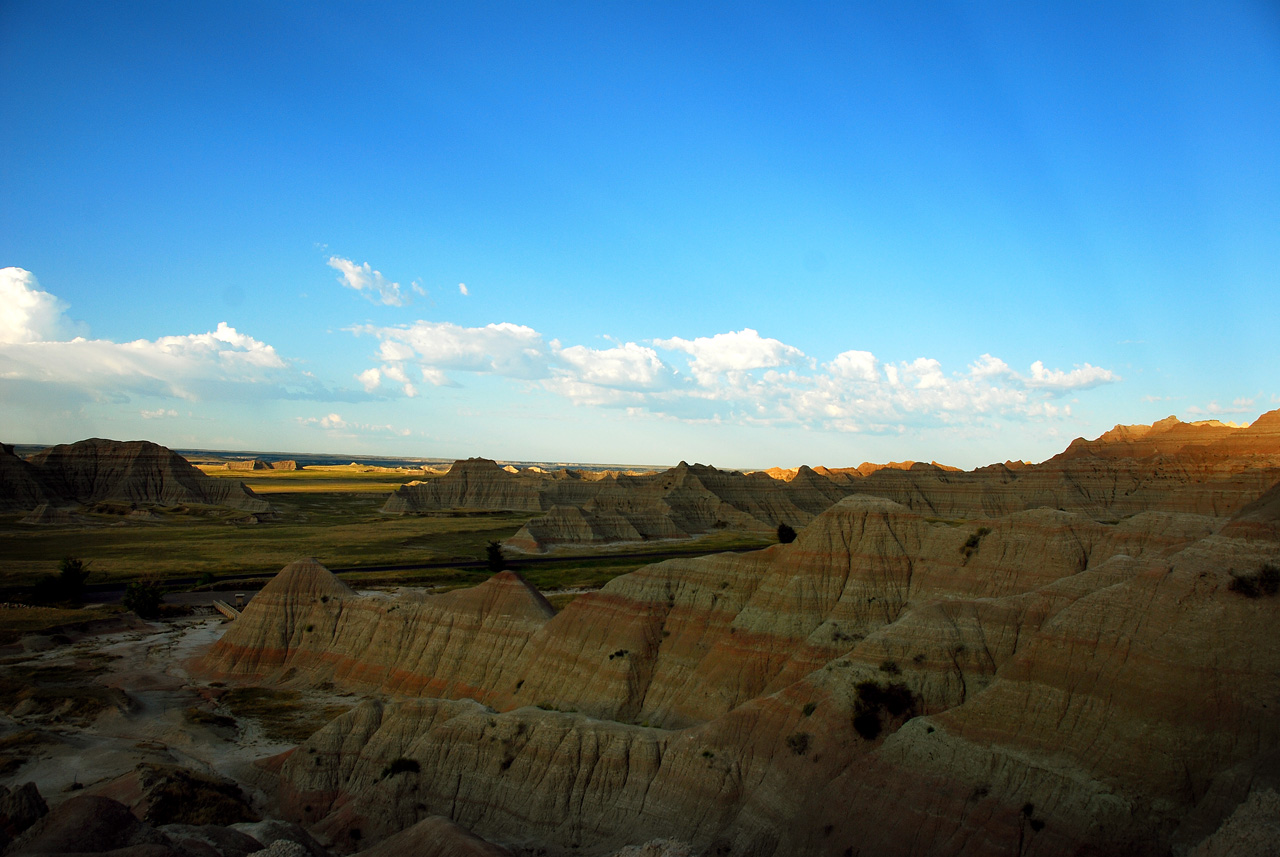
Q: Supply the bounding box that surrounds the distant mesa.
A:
[382,457,844,551]
[0,438,272,515]
[224,459,299,471]
[381,410,1280,552]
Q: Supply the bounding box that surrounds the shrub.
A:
[802,701,817,717]
[853,680,916,739]
[31,557,92,606]
[1228,564,1280,598]
[852,709,881,740]
[785,732,811,755]
[879,660,900,675]
[777,523,797,544]
[382,757,420,778]
[123,580,165,619]
[485,541,507,573]
[959,527,992,562]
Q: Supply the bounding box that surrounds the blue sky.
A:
[2,2,1277,468]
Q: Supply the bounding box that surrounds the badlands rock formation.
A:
[225,459,299,471]
[383,412,1280,552]
[836,410,1280,519]
[203,469,1280,856]
[384,458,851,551]
[0,438,270,514]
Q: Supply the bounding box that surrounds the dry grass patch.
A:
[220,687,353,744]
[0,606,111,644]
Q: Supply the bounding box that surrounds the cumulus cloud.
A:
[351,313,1119,435]
[459,283,469,296]
[0,269,346,405]
[1186,397,1257,416]
[1025,360,1118,390]
[327,256,410,307]
[554,342,673,391]
[352,320,552,393]
[654,328,807,385]
[297,413,412,437]
[0,267,78,343]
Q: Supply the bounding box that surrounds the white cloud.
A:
[0,322,294,401]
[654,328,807,384]
[0,267,77,344]
[827,350,878,382]
[968,353,1012,378]
[1186,399,1257,416]
[298,413,412,437]
[459,283,469,296]
[327,256,410,307]
[554,342,672,391]
[351,314,1119,435]
[353,319,551,386]
[356,367,382,391]
[0,270,344,406]
[141,408,178,419]
[1025,360,1118,390]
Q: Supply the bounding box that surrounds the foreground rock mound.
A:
[203,477,1280,856]
[5,790,330,857]
[0,438,270,513]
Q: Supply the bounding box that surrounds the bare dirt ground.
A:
[0,615,323,815]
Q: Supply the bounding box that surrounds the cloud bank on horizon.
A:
[3,264,1120,447]
[0,267,338,405]
[353,313,1118,433]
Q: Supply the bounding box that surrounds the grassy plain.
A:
[0,466,771,600]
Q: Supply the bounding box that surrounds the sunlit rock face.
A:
[204,471,1280,856]
[381,457,605,514]
[382,411,1280,553]
[837,411,1280,520]
[202,559,555,702]
[0,437,270,512]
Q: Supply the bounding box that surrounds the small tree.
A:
[485,541,507,573]
[777,523,797,544]
[32,556,92,605]
[123,580,165,619]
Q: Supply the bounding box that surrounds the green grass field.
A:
[0,468,771,601]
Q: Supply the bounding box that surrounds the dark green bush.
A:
[485,541,506,573]
[785,732,811,755]
[853,680,917,740]
[1229,564,1280,598]
[777,523,797,544]
[31,557,92,606]
[959,527,992,562]
[852,709,881,740]
[382,757,420,778]
[123,580,165,619]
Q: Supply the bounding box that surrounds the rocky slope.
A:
[837,410,1280,519]
[202,472,1280,856]
[0,438,270,513]
[384,411,1280,552]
